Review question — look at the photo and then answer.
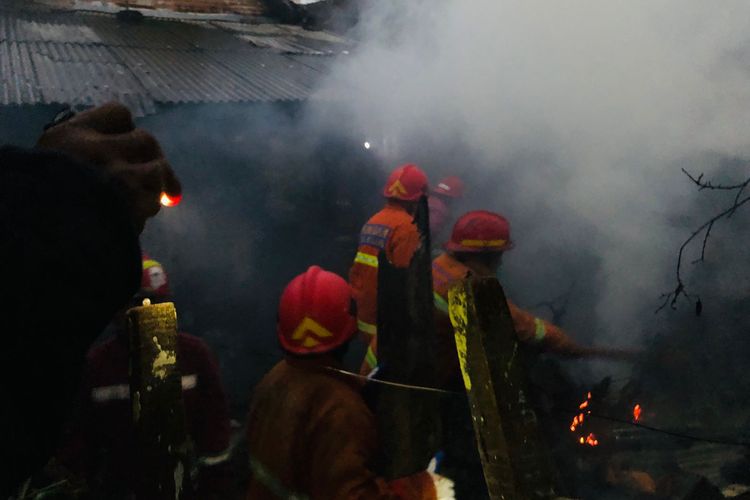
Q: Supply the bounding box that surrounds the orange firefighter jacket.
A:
[245,356,437,500]
[349,202,422,338]
[361,252,580,382]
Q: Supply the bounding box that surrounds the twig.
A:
[682,168,750,191]
[691,220,713,264]
[658,167,750,312]
[729,182,748,217]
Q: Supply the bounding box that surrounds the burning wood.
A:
[570,392,599,447]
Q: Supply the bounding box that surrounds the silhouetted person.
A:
[0,102,180,496]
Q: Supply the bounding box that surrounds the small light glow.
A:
[160,192,182,207]
[142,298,151,306]
[363,141,371,150]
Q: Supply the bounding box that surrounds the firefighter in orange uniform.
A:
[349,164,429,345]
[245,266,454,500]
[362,210,622,381]
[428,176,465,242]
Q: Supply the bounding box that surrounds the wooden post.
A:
[127,301,192,499]
[375,195,440,478]
[448,277,558,500]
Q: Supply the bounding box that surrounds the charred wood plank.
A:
[448,277,558,499]
[375,195,440,478]
[127,301,192,499]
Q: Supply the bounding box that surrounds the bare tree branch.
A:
[682,168,750,191]
[691,220,713,265]
[729,182,748,217]
[658,168,750,313]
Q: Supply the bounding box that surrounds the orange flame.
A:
[633,404,642,422]
[571,392,599,446]
[584,433,599,446]
[160,192,182,207]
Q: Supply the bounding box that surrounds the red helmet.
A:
[278,266,357,355]
[432,176,465,199]
[382,164,428,201]
[445,210,514,253]
[141,255,171,298]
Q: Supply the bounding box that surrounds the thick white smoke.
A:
[318,1,750,352]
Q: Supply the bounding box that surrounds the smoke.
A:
[316,1,750,356]
[138,103,381,409]
[132,2,750,413]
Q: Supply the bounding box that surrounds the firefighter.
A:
[349,164,429,341]
[1,102,179,496]
[245,266,454,500]
[57,256,232,499]
[362,210,626,381]
[362,210,631,499]
[428,176,465,242]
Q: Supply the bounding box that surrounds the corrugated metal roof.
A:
[0,6,350,115]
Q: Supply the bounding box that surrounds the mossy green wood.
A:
[127,302,193,499]
[448,277,558,500]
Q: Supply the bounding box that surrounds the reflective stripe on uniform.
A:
[91,374,198,402]
[357,319,377,335]
[354,251,379,268]
[433,292,449,313]
[534,318,547,342]
[91,384,129,402]
[181,374,197,390]
[365,345,378,370]
[249,455,308,500]
[199,449,232,467]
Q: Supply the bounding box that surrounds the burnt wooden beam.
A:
[448,277,559,499]
[375,195,440,478]
[127,301,192,499]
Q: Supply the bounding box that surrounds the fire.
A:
[584,433,599,446]
[570,413,585,432]
[571,392,599,446]
[633,404,642,422]
[160,192,182,207]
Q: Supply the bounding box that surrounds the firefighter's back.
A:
[246,358,369,499]
[350,203,421,338]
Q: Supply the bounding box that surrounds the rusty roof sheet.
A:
[0,6,349,115]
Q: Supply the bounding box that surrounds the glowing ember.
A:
[584,433,599,446]
[571,392,593,433]
[571,392,599,446]
[160,192,182,207]
[633,404,642,422]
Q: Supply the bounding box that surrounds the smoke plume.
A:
[317,1,750,360]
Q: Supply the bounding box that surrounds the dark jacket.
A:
[58,331,232,498]
[0,146,141,495]
[246,356,437,500]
